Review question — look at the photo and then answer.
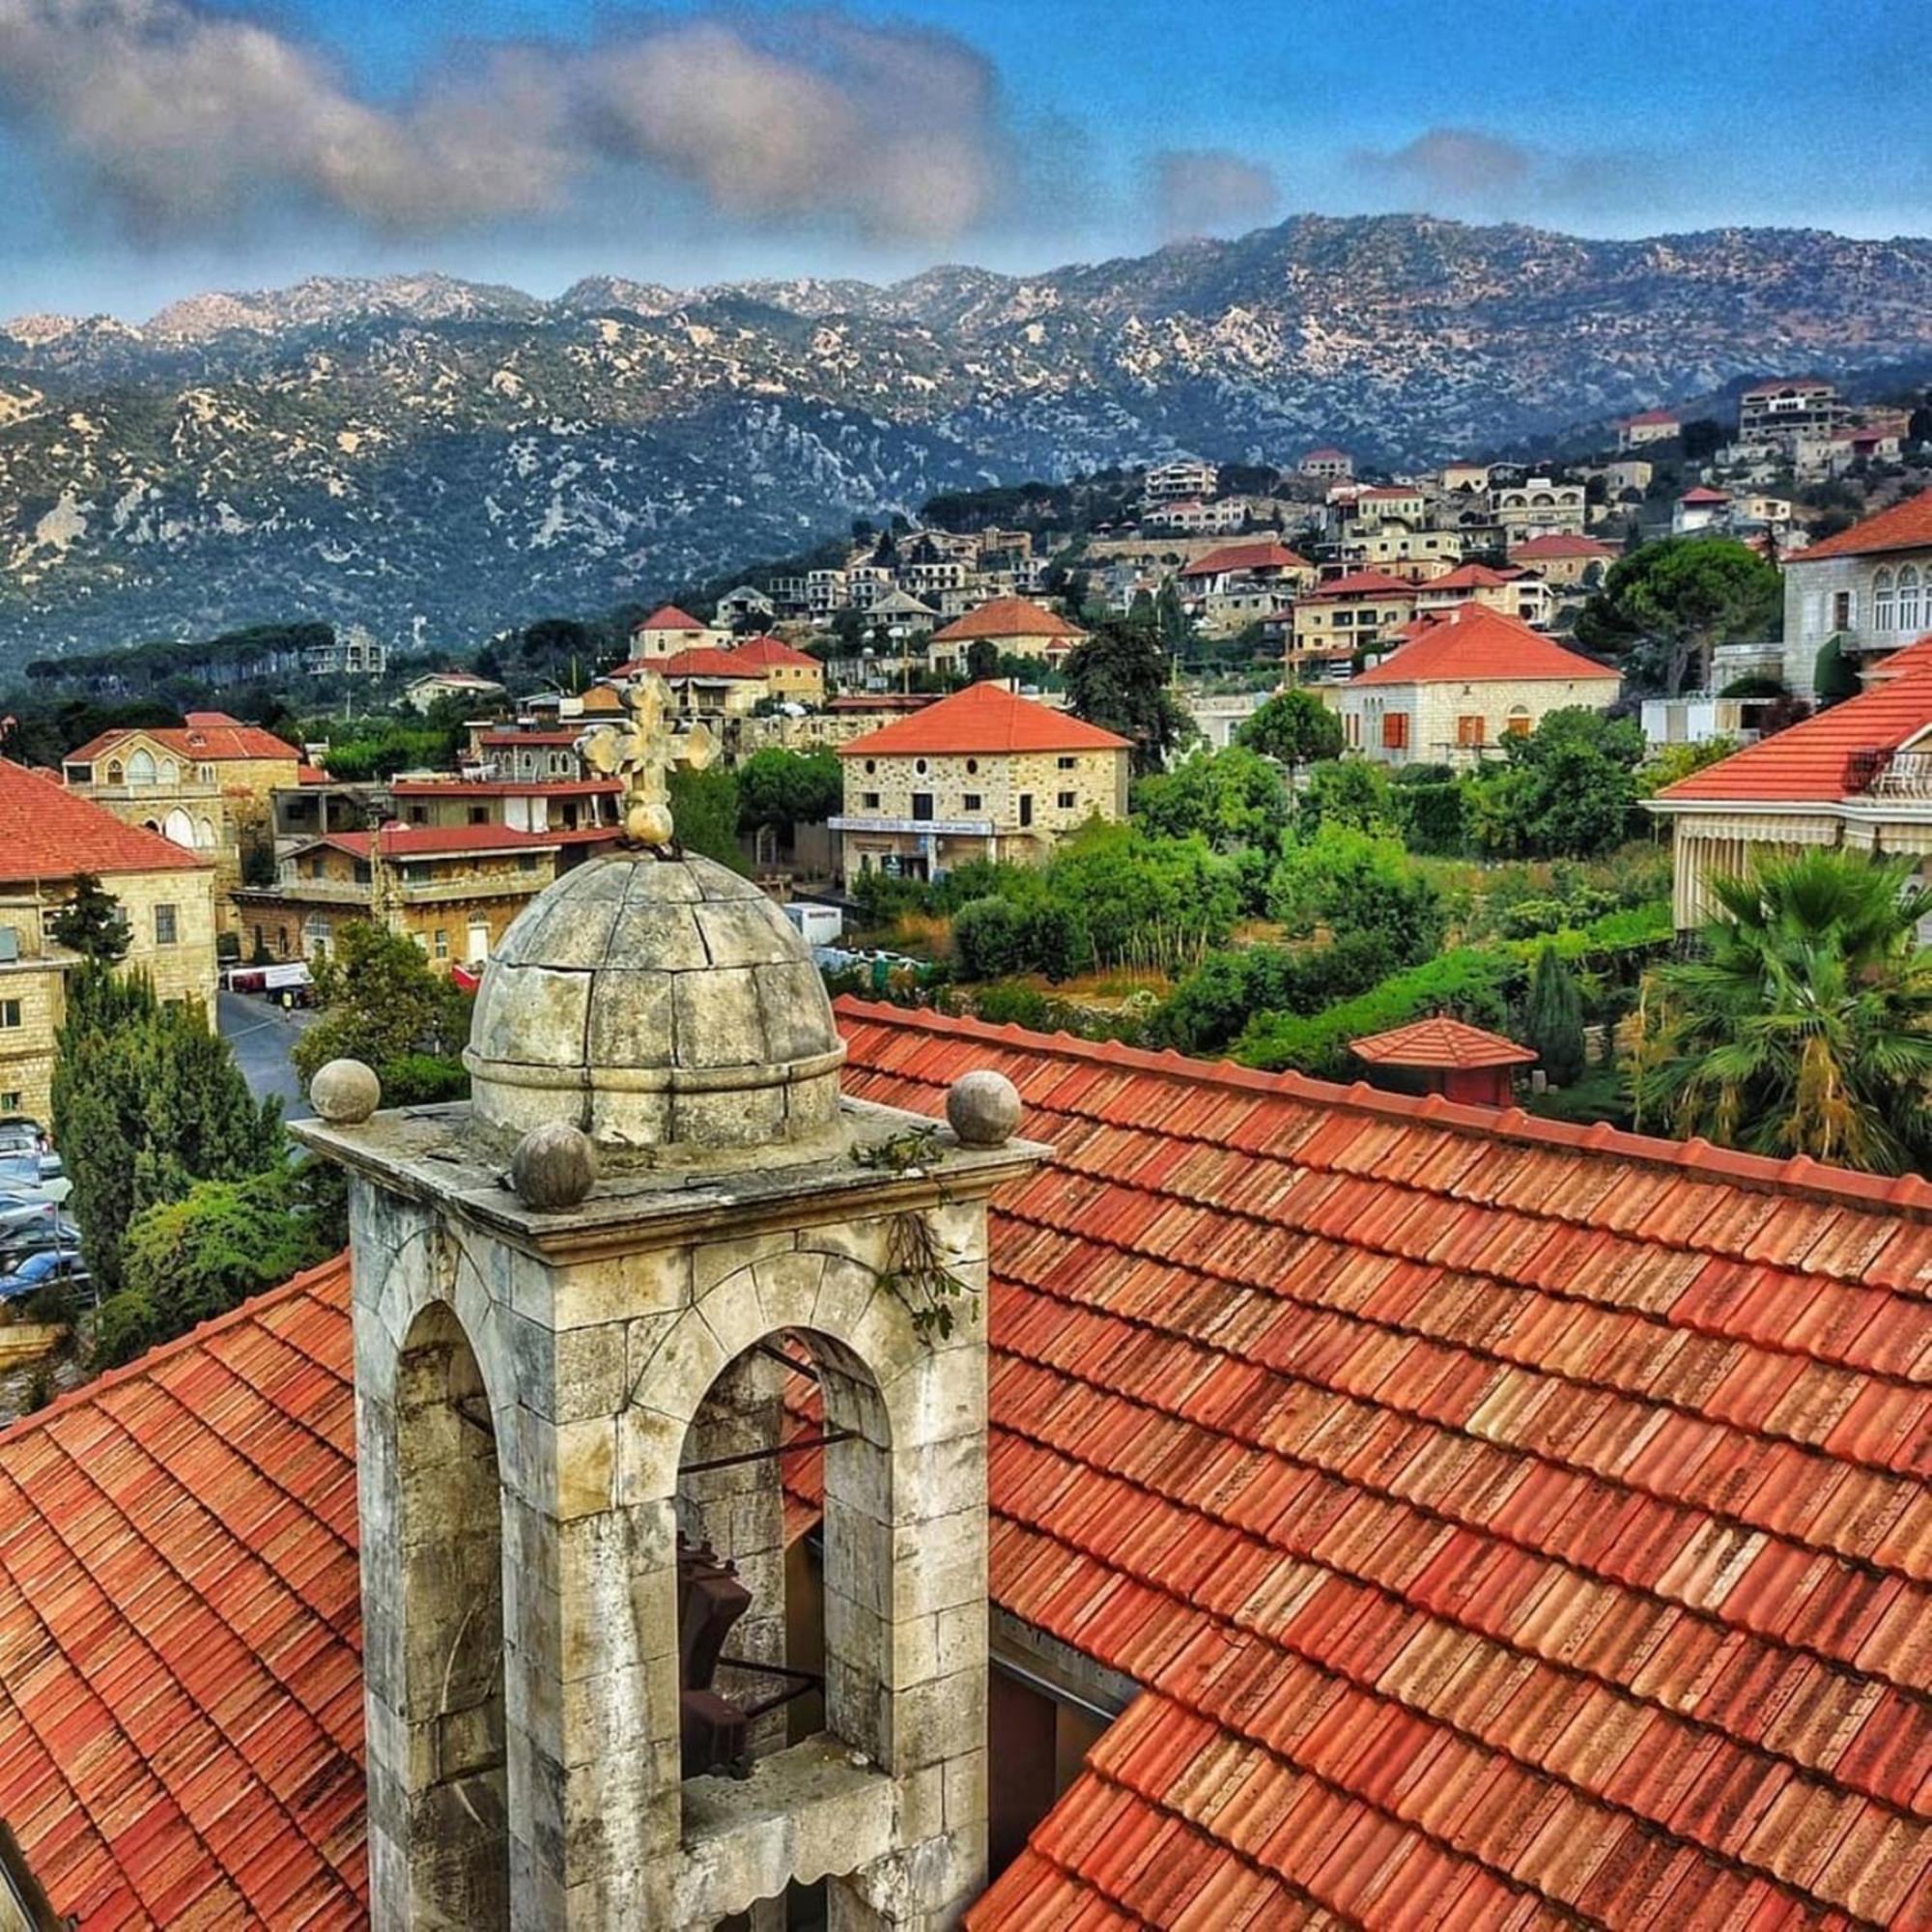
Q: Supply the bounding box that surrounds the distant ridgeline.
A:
[24,622,336,696]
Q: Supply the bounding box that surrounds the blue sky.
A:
[1,0,1927,319]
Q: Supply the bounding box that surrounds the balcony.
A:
[1845,748,1932,800]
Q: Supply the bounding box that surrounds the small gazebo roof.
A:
[1350,1014,1537,1070]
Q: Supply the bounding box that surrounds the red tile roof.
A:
[1301,446,1350,461]
[0,1258,365,1929]
[930,597,1086,644]
[1351,1014,1537,1069]
[1679,487,1732,505]
[4,1009,1932,1928]
[1418,562,1524,591]
[819,1003,1932,1931]
[635,604,706,632]
[1350,606,1617,687]
[1297,571,1419,602]
[0,760,209,880]
[1357,485,1423,500]
[658,647,768,680]
[836,682,1129,757]
[1509,534,1619,560]
[68,713,301,767]
[1623,409,1681,425]
[1656,655,1932,802]
[305,825,561,859]
[1797,491,1932,563]
[727,634,821,670]
[1179,541,1313,580]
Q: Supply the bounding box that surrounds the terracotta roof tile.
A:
[1797,491,1932,563]
[1179,542,1314,579]
[1352,1017,1538,1070]
[0,1259,363,1929]
[1655,655,1932,802]
[836,682,1129,757]
[1350,607,1619,688]
[635,603,705,631]
[931,597,1087,644]
[69,713,300,767]
[813,1004,1932,1932]
[0,760,210,880]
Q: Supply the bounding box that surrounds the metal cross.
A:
[579,672,718,848]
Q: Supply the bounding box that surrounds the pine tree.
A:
[52,965,279,1296]
[48,873,131,964]
[1522,945,1587,1088]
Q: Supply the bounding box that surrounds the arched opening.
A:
[674,1324,895,1915]
[162,807,195,848]
[394,1299,509,1924]
[127,749,156,786]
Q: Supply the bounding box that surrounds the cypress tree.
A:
[1522,945,1587,1088]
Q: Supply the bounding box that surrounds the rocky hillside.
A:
[2,216,1928,662]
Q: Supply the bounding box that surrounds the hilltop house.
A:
[1412,562,1555,630]
[1338,605,1620,766]
[832,681,1127,880]
[626,604,722,660]
[402,668,507,714]
[1297,443,1353,479]
[1286,570,1421,678]
[1490,477,1587,544]
[1507,531,1620,589]
[1778,491,1932,696]
[1616,408,1680,448]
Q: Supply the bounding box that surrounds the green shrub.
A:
[952,897,1031,980]
[380,1054,470,1105]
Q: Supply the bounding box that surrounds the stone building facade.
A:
[832,684,1129,882]
[295,851,1044,1926]
[235,826,558,970]
[1777,493,1932,696]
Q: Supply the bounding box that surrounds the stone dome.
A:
[465,852,846,1164]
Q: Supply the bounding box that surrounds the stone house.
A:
[1350,483,1428,529]
[0,758,218,1119]
[401,669,507,714]
[1143,455,1218,501]
[1411,561,1556,630]
[626,604,722,660]
[1338,605,1621,766]
[234,823,559,971]
[1777,490,1932,696]
[1616,408,1680,448]
[832,682,1128,880]
[1286,569,1420,678]
[1673,487,1733,535]
[1336,525,1464,581]
[388,776,625,867]
[470,726,586,781]
[1648,639,1932,927]
[1490,477,1587,544]
[1507,531,1620,589]
[925,597,1086,675]
[1297,443,1352,479]
[64,711,301,933]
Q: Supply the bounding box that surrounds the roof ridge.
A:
[833,1000,1932,1225]
[0,1255,349,1447]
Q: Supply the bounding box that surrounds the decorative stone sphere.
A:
[947,1069,1022,1148]
[308,1058,381,1125]
[465,853,846,1166]
[511,1122,598,1210]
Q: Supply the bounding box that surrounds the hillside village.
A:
[0,371,1930,1930]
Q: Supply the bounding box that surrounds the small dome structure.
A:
[465,853,845,1164]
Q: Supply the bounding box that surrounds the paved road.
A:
[217,989,316,1115]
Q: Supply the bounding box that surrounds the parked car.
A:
[0,1214,79,1268]
[0,1119,44,1154]
[0,1246,91,1307]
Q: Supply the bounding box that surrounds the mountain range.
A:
[3,215,1930,664]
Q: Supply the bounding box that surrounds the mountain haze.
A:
[2,215,1929,661]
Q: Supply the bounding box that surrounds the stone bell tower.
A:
[296,821,1042,1927]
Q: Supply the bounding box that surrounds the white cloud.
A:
[0,0,1009,242]
[1148,149,1280,241]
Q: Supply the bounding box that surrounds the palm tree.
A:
[1632,847,1932,1174]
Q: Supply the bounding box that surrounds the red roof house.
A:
[1,1008,1930,1925]
[1348,606,1617,687]
[1351,1013,1537,1105]
[1795,490,1932,565]
[836,682,1129,759]
[0,758,210,881]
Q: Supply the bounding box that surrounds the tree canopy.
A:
[1575,538,1781,695]
[48,873,131,964]
[1062,616,1193,777]
[292,921,473,1095]
[1632,848,1932,1172]
[1236,690,1345,767]
[1465,709,1645,859]
[736,748,842,836]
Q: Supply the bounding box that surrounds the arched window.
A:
[1875,567,1896,630]
[1899,565,1921,634]
[196,816,216,849]
[158,759,179,785]
[127,749,156,786]
[105,760,124,785]
[162,808,194,848]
